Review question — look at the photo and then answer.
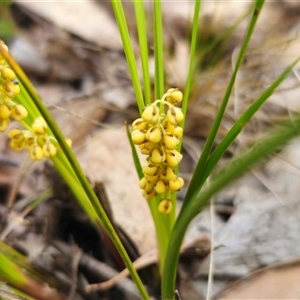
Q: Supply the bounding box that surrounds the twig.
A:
[86,235,211,292]
[206,197,215,300]
[66,245,82,300]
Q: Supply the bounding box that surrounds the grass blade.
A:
[162,114,300,299]
[153,0,164,99]
[111,0,145,114]
[182,0,265,211]
[134,0,151,105]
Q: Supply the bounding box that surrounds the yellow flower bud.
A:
[8,128,24,143]
[169,177,184,191]
[43,142,57,158]
[131,130,147,145]
[132,118,148,130]
[162,134,179,150]
[162,119,175,134]
[142,104,159,124]
[32,118,47,134]
[143,164,158,176]
[0,104,11,119]
[150,147,166,164]
[154,180,168,194]
[167,106,184,125]
[166,150,182,167]
[160,165,176,181]
[144,174,159,183]
[2,81,20,98]
[11,105,28,121]
[144,181,154,193]
[0,118,10,132]
[166,88,183,105]
[139,142,155,155]
[146,126,162,144]
[143,189,156,200]
[158,199,172,214]
[173,126,183,138]
[29,144,43,161]
[10,140,25,151]
[1,67,16,81]
[139,177,148,189]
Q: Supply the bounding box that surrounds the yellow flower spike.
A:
[150,147,166,164]
[166,88,183,105]
[154,180,168,194]
[146,126,162,144]
[131,129,147,145]
[142,104,159,124]
[160,165,176,181]
[11,105,28,121]
[0,118,10,132]
[10,140,25,151]
[32,117,47,134]
[158,199,173,214]
[43,142,57,158]
[166,150,183,167]
[173,126,183,138]
[29,144,43,161]
[1,67,16,81]
[139,177,148,189]
[0,104,11,119]
[2,81,20,98]
[139,142,155,155]
[132,118,148,131]
[142,164,158,176]
[169,177,184,191]
[167,106,184,126]
[143,189,156,200]
[162,133,179,150]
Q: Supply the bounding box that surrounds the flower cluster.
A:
[8,118,72,161]
[0,42,28,132]
[131,88,185,214]
[0,41,71,161]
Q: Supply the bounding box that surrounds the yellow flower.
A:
[154,180,168,194]
[142,104,159,124]
[32,118,47,134]
[0,104,11,119]
[162,134,179,150]
[29,144,43,161]
[1,67,16,81]
[158,199,173,214]
[43,142,57,158]
[167,106,184,125]
[150,147,166,164]
[2,81,20,98]
[166,150,182,167]
[146,126,162,144]
[11,105,28,121]
[169,177,184,191]
[131,130,147,145]
[0,118,10,132]
[166,88,183,105]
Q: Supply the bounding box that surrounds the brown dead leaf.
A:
[77,127,156,255]
[15,1,122,50]
[214,258,300,299]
